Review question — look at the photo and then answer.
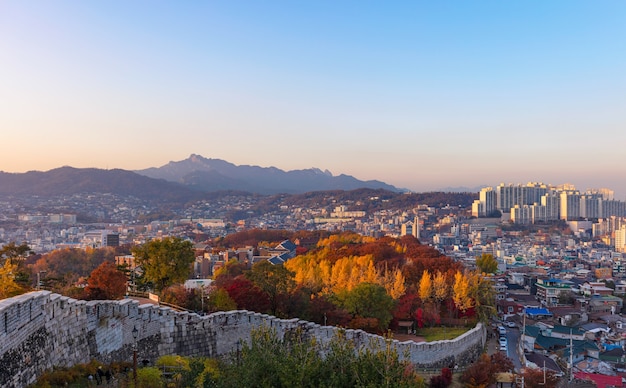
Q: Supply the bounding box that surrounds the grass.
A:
[416,326,471,341]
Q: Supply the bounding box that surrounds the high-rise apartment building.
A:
[472,187,496,217]
[476,182,625,224]
[540,191,561,221]
[560,191,581,221]
[496,182,549,213]
[615,225,626,253]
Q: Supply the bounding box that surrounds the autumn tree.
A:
[452,271,473,315]
[213,259,247,284]
[223,276,271,313]
[461,352,515,388]
[1,242,33,288]
[381,266,406,300]
[432,271,449,319]
[468,272,497,322]
[246,261,296,317]
[131,237,195,292]
[418,270,432,303]
[519,367,560,388]
[476,254,498,274]
[84,261,127,300]
[161,284,195,309]
[0,260,22,298]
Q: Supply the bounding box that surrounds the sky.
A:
[1,1,625,198]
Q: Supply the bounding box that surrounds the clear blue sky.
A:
[1,1,625,197]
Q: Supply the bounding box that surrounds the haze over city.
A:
[1,2,625,197]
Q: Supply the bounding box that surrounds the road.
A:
[504,326,523,372]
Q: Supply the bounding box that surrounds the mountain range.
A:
[0,155,402,198]
[135,154,402,195]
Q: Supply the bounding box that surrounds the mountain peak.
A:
[135,155,400,195]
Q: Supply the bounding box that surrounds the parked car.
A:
[499,337,508,351]
[505,321,516,328]
[498,326,506,336]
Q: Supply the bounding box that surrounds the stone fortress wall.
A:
[0,291,486,388]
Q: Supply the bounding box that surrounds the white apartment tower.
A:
[560,191,581,220]
[496,182,549,213]
[580,194,602,219]
[541,191,561,221]
[472,187,496,217]
[616,225,626,253]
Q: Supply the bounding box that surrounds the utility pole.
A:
[569,328,573,382]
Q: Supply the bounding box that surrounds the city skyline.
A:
[1,2,625,198]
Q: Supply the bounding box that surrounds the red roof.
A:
[575,372,623,388]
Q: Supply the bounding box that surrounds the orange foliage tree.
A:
[84,261,127,300]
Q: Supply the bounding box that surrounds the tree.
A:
[467,271,496,323]
[84,261,128,300]
[131,237,195,292]
[418,270,432,303]
[0,242,33,265]
[460,346,515,388]
[452,271,472,314]
[519,367,560,388]
[341,282,395,331]
[207,288,237,312]
[475,254,498,274]
[382,267,406,300]
[246,261,295,317]
[223,276,270,313]
[432,271,449,316]
[430,367,453,388]
[0,260,22,298]
[0,242,33,288]
[216,326,425,388]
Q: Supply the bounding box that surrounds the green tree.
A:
[136,367,163,388]
[475,254,498,274]
[131,237,195,292]
[1,242,33,288]
[216,326,424,388]
[207,287,237,312]
[342,283,395,331]
[246,261,296,317]
[467,272,496,323]
[0,242,33,265]
[156,355,190,386]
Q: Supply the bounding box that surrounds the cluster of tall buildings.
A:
[472,182,626,224]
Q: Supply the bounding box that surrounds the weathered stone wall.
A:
[0,291,486,387]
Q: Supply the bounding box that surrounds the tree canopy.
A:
[131,237,195,292]
[84,261,127,300]
[476,254,498,274]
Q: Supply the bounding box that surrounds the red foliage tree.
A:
[308,294,351,327]
[391,292,419,329]
[84,261,127,300]
[415,308,424,328]
[223,276,270,313]
[430,367,453,388]
[160,284,195,310]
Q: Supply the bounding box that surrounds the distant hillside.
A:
[0,167,201,203]
[135,154,402,195]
